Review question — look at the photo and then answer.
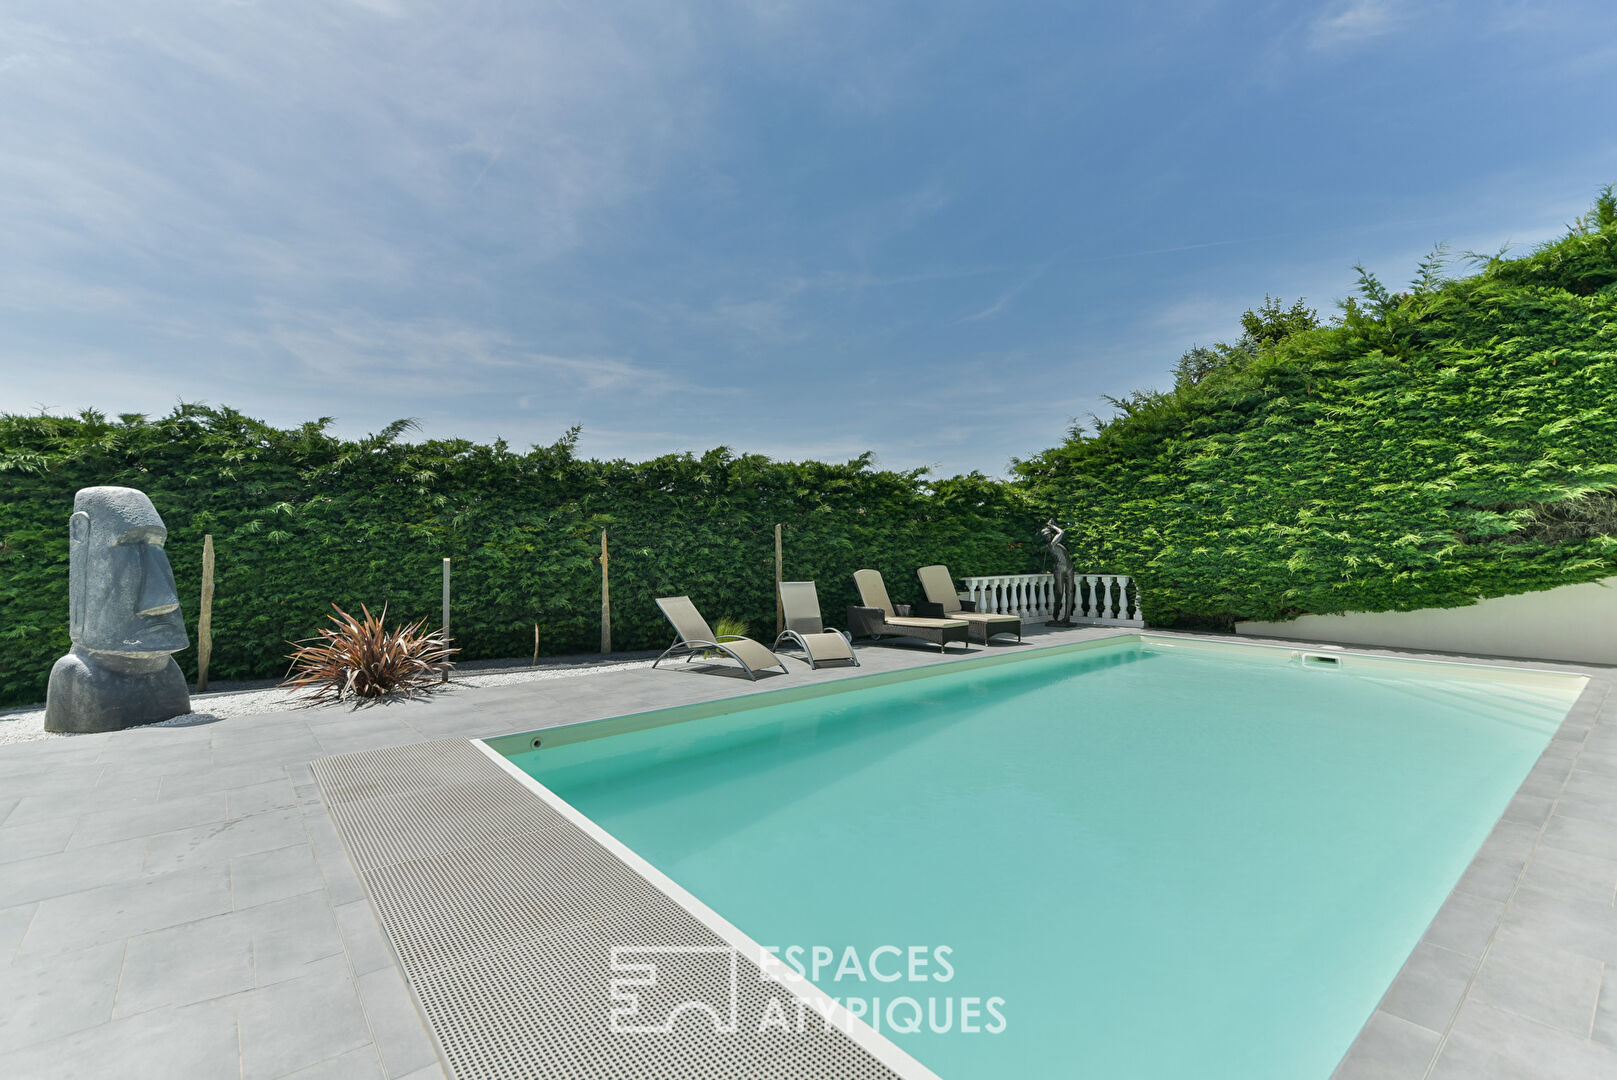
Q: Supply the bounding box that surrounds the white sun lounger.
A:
[652,596,787,680]
[775,581,859,669]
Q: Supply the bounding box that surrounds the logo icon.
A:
[609,946,741,1034]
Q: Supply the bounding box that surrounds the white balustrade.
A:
[959,573,1144,626]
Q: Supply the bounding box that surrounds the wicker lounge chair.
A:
[652,596,787,680]
[916,565,1022,644]
[848,569,971,653]
[775,581,859,669]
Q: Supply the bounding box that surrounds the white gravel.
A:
[0,658,658,746]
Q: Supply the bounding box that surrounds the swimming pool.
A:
[490,635,1585,1079]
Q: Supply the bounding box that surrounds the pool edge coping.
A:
[473,738,946,1080]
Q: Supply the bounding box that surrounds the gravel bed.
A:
[0,657,658,746]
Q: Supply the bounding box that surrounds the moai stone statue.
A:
[44,487,191,732]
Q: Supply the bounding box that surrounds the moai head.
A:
[68,487,189,657]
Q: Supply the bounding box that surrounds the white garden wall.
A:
[1234,576,1617,666]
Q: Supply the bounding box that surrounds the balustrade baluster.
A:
[955,572,1143,624]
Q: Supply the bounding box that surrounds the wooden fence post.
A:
[441,557,451,682]
[600,530,612,653]
[196,534,214,693]
[439,562,452,637]
[774,523,783,637]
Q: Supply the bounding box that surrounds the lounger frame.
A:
[773,628,861,669]
[651,636,781,681]
[651,596,787,681]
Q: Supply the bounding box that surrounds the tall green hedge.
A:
[1014,189,1617,627]
[8,191,1616,707]
[0,411,1040,707]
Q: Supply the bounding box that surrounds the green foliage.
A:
[705,615,751,658]
[1239,295,1322,348]
[1173,295,1320,390]
[1479,185,1617,296]
[1172,343,1249,389]
[1016,187,1617,629]
[712,616,750,640]
[0,408,1040,707]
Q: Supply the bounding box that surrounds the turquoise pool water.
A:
[501,638,1583,1079]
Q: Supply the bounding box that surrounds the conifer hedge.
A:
[5,189,1616,707]
[0,412,1040,707]
[1014,188,1617,628]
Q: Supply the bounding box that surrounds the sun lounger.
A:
[652,596,787,680]
[916,565,1022,644]
[849,569,971,653]
[774,581,859,669]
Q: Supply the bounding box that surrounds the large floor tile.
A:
[1431,999,1617,1080]
[0,998,240,1080]
[113,914,256,1018]
[1469,928,1603,1037]
[0,816,79,864]
[240,891,347,985]
[0,941,125,1052]
[236,953,371,1080]
[1378,942,1476,1033]
[232,842,326,910]
[1421,891,1505,958]
[68,791,228,849]
[17,866,232,960]
[1332,1010,1440,1079]
[0,838,148,908]
[142,805,308,874]
[1518,846,1617,906]
[5,777,160,827]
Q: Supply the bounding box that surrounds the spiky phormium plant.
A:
[282,603,458,705]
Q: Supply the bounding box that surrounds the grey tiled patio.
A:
[2,624,1615,1079]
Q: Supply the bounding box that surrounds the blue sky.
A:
[1,1,1613,476]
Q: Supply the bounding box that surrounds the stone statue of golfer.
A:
[44,487,191,733]
[1041,519,1075,626]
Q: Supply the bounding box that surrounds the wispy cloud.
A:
[0,0,1609,479]
[221,308,703,400]
[959,264,1049,323]
[1308,1,1402,49]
